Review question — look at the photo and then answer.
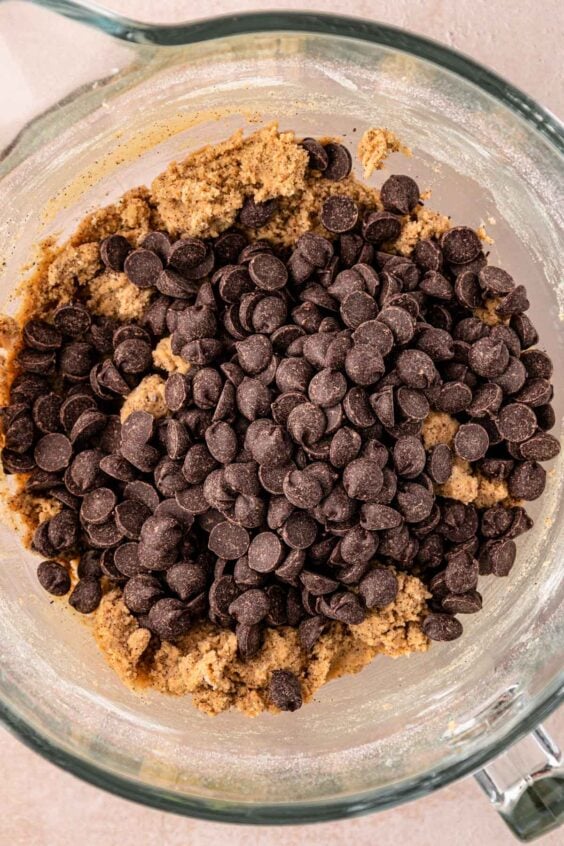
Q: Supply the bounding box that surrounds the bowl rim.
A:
[2,6,564,825]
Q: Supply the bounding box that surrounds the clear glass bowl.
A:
[0,3,563,838]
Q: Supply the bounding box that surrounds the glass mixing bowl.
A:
[0,3,563,839]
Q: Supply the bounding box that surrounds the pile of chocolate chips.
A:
[1,146,560,689]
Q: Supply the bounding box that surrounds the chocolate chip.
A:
[323,143,352,180]
[308,369,347,407]
[329,426,361,469]
[520,431,560,461]
[359,568,398,608]
[511,313,538,349]
[321,195,359,233]
[115,499,151,540]
[279,468,320,508]
[101,234,131,271]
[208,521,250,559]
[248,253,288,291]
[233,554,265,589]
[362,211,402,244]
[515,377,553,408]
[468,336,509,378]
[99,453,137,482]
[520,349,553,381]
[339,525,378,565]
[123,248,163,289]
[320,590,365,624]
[69,409,106,446]
[140,231,172,261]
[453,423,489,461]
[34,433,72,472]
[67,579,102,614]
[236,335,273,376]
[343,387,376,429]
[281,511,317,549]
[434,381,471,415]
[508,461,546,500]
[53,304,91,338]
[299,571,338,596]
[427,444,453,484]
[397,387,430,420]
[239,197,277,228]
[162,563,205,603]
[340,291,378,329]
[397,349,439,389]
[123,574,164,614]
[496,285,529,317]
[226,588,269,624]
[37,560,71,596]
[422,612,463,641]
[396,482,434,522]
[467,382,503,417]
[269,669,303,711]
[23,319,62,352]
[80,487,116,525]
[344,344,385,386]
[343,458,383,500]
[393,435,426,478]
[301,137,329,170]
[113,542,145,578]
[488,538,517,576]
[147,598,191,639]
[244,531,283,573]
[441,227,481,264]
[444,550,479,594]
[298,616,326,650]
[497,403,537,442]
[203,421,237,465]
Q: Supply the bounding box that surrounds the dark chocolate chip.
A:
[321,195,359,233]
[453,423,489,461]
[37,559,71,596]
[101,235,131,271]
[362,211,402,244]
[323,143,352,181]
[301,137,329,170]
[422,612,463,641]
[381,174,419,215]
[440,227,481,264]
[269,669,303,711]
[68,579,102,614]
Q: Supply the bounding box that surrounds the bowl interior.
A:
[0,29,563,816]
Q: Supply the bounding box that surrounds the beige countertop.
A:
[0,1,562,844]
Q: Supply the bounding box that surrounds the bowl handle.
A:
[474,724,564,841]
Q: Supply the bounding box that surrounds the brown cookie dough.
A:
[358,127,411,178]
[437,457,479,504]
[421,411,460,449]
[152,337,191,375]
[94,572,429,716]
[474,297,508,327]
[152,124,310,239]
[120,374,167,421]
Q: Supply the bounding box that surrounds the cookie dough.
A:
[152,337,191,375]
[358,127,411,178]
[120,374,167,421]
[474,297,507,326]
[95,572,429,716]
[421,411,460,449]
[4,122,528,717]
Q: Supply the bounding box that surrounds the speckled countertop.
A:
[0,1,562,844]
